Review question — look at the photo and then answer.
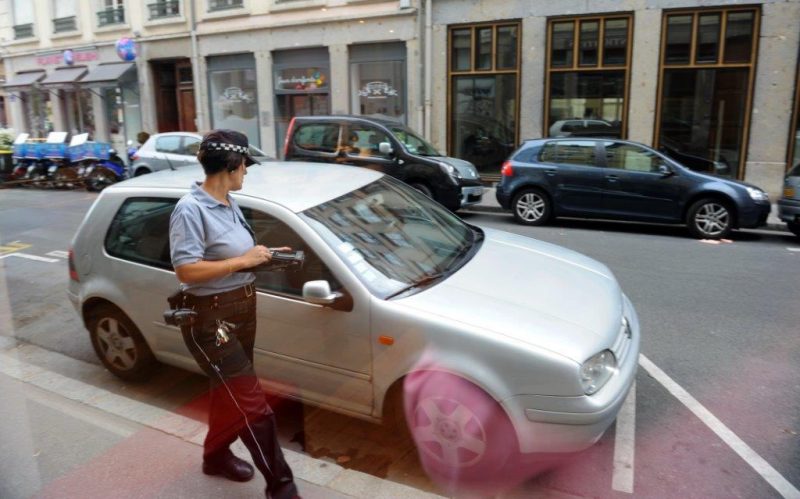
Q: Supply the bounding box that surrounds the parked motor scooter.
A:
[85,149,126,192]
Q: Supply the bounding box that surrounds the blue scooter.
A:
[85,148,127,192]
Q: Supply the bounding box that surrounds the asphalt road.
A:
[1,188,798,498]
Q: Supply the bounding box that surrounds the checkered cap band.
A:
[204,142,248,154]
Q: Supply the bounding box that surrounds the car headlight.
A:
[439,161,461,182]
[580,350,617,395]
[746,187,769,202]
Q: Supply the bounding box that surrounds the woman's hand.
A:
[241,245,272,268]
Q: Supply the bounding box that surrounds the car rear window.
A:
[105,197,178,270]
[293,124,340,153]
[540,140,597,166]
[155,136,182,154]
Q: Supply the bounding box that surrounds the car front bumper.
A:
[737,200,771,229]
[501,294,641,454]
[460,185,484,208]
[778,198,800,224]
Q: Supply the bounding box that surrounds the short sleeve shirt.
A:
[169,182,256,296]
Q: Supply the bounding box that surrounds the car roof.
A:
[293,115,405,127]
[109,161,383,212]
[522,137,647,147]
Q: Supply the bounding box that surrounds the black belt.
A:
[182,283,255,310]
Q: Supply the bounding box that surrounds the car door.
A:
[537,139,605,214]
[288,122,341,164]
[601,141,682,221]
[337,123,404,180]
[238,202,373,416]
[153,135,191,170]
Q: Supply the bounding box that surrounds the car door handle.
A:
[606,174,619,181]
[545,169,557,176]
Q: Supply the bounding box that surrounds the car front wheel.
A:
[87,305,157,381]
[512,188,551,226]
[787,221,800,239]
[687,198,733,239]
[403,371,517,494]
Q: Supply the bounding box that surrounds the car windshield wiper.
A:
[386,272,447,299]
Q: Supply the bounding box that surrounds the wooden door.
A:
[178,89,196,132]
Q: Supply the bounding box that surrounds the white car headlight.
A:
[745,187,768,202]
[580,350,617,395]
[439,161,461,180]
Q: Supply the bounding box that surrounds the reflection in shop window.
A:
[209,68,259,146]
[350,61,405,122]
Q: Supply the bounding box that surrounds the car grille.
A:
[611,317,633,365]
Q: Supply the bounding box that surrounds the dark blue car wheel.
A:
[512,188,551,226]
[687,198,733,239]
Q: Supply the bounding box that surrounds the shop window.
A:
[656,7,759,179]
[349,43,406,123]
[448,21,521,175]
[545,15,632,140]
[788,64,800,171]
[209,66,259,146]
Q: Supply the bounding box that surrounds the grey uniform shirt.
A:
[169,182,256,296]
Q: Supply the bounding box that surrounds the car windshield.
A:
[389,126,442,156]
[300,177,480,299]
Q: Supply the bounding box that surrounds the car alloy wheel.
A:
[688,199,732,239]
[512,188,551,226]
[87,305,156,381]
[412,396,487,468]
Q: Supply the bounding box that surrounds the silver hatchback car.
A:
[130,131,270,177]
[68,162,639,482]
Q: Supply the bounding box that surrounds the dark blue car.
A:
[496,138,771,239]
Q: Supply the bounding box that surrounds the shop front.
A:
[39,66,92,136]
[207,53,258,145]
[349,42,407,123]
[3,70,49,138]
[79,62,141,153]
[273,48,331,156]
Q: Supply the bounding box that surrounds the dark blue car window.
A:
[540,140,597,166]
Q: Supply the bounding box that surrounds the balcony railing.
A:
[13,23,34,39]
[209,0,243,11]
[53,16,77,33]
[98,6,125,26]
[148,0,180,19]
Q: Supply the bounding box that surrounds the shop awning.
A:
[40,67,87,86]
[80,62,135,87]
[3,71,46,88]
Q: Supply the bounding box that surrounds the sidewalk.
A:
[466,187,789,233]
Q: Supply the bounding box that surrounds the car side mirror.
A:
[378,142,394,155]
[658,164,674,177]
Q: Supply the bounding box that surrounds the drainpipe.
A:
[424,0,432,140]
[189,0,205,131]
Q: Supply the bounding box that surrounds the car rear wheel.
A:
[787,221,800,239]
[403,371,517,494]
[512,188,551,226]
[687,198,733,239]
[87,305,157,381]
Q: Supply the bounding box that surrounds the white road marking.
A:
[639,354,800,499]
[45,250,69,259]
[0,253,59,263]
[612,380,636,494]
[787,248,800,252]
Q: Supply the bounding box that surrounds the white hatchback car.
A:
[68,162,639,484]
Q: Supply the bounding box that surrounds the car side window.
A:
[343,125,393,159]
[293,124,340,154]
[155,136,182,154]
[239,207,342,297]
[605,142,665,173]
[105,197,177,271]
[539,140,597,166]
[182,137,201,156]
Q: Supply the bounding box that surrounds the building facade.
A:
[1,0,798,197]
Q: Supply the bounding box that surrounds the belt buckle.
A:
[244,283,253,298]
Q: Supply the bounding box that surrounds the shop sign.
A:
[37,51,98,66]
[276,69,328,91]
[358,81,399,99]
[219,86,254,103]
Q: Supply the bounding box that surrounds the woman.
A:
[168,129,299,499]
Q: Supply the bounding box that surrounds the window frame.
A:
[446,20,522,177]
[342,123,394,160]
[602,141,668,174]
[544,13,634,141]
[292,122,342,156]
[653,6,761,181]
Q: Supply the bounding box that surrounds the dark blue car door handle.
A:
[545,169,557,176]
[606,174,619,181]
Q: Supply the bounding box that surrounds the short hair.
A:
[197,130,245,175]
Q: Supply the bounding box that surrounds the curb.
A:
[463,205,791,234]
